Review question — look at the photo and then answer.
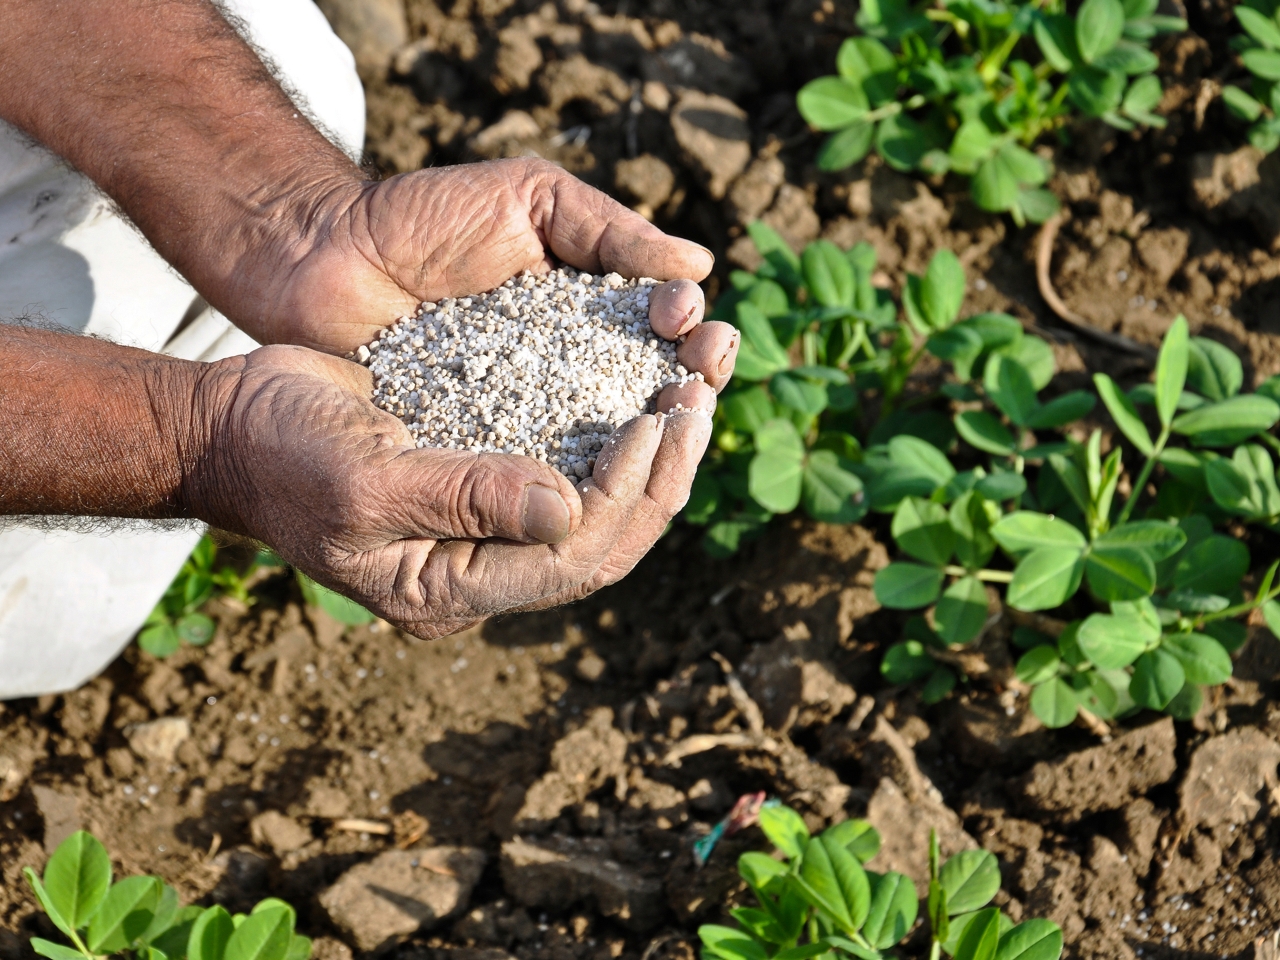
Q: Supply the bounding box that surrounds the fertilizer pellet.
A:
[357,269,704,476]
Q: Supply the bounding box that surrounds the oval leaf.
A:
[1085,546,1156,602]
[88,876,162,954]
[1007,547,1085,612]
[758,804,810,860]
[992,512,1087,556]
[1031,678,1079,729]
[44,831,112,932]
[1130,649,1186,710]
[1076,611,1157,670]
[797,77,869,130]
[956,411,1017,456]
[189,906,236,960]
[996,919,1064,960]
[1162,632,1233,686]
[892,497,956,565]
[954,907,1002,960]
[1155,315,1189,428]
[935,576,989,646]
[874,563,944,609]
[1015,646,1062,685]
[1172,395,1280,446]
[1077,0,1125,63]
[940,851,1001,914]
[1094,373,1153,455]
[863,872,919,949]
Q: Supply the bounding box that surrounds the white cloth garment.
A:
[0,0,365,698]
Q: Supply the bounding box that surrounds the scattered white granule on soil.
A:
[356,269,701,477]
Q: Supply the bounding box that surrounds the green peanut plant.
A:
[698,804,1063,960]
[796,0,1185,224]
[876,315,1280,727]
[1222,1,1280,153]
[24,831,310,960]
[688,223,1054,558]
[138,535,260,657]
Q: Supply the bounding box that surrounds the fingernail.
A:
[693,242,715,266]
[676,302,702,337]
[524,484,571,543]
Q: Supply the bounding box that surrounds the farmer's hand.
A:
[190,344,718,637]
[237,157,735,386]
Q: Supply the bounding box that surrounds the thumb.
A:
[376,448,583,544]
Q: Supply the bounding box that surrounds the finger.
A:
[514,403,714,612]
[647,279,705,339]
[379,414,664,629]
[657,379,717,417]
[373,448,582,544]
[677,321,739,392]
[532,165,714,282]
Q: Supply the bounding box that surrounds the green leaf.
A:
[892,497,955,565]
[1085,546,1156,602]
[971,154,1020,213]
[935,576,989,646]
[1093,40,1159,74]
[736,302,791,375]
[749,419,806,513]
[176,613,215,646]
[992,512,1087,556]
[802,451,866,524]
[138,623,182,658]
[803,240,856,307]
[1076,611,1156,669]
[1001,336,1055,391]
[928,879,949,943]
[819,834,872,931]
[1154,315,1189,428]
[1186,337,1243,401]
[1031,678,1079,728]
[758,805,810,860]
[797,838,853,930]
[722,387,775,434]
[1016,646,1062,685]
[1035,15,1079,70]
[1224,85,1266,122]
[284,935,311,960]
[739,851,789,892]
[1162,633,1233,685]
[889,435,956,487]
[1094,521,1187,561]
[950,492,998,570]
[1026,391,1096,430]
[1130,649,1186,710]
[295,574,374,626]
[772,371,829,416]
[189,907,236,960]
[1077,0,1126,62]
[921,250,966,329]
[823,819,882,863]
[1238,6,1280,49]
[922,665,958,704]
[1068,67,1126,116]
[747,222,801,272]
[876,112,941,172]
[940,850,1001,914]
[699,926,768,960]
[874,563,944,609]
[1093,373,1153,455]
[955,411,1017,456]
[44,831,112,932]
[863,872,918,949]
[996,919,1064,960]
[837,36,898,97]
[986,356,1039,427]
[223,907,293,960]
[954,908,1002,960]
[1171,395,1280,446]
[975,472,1027,501]
[1173,534,1250,595]
[30,940,86,960]
[1205,619,1249,653]
[24,870,74,940]
[88,876,163,954]
[1015,188,1062,225]
[139,884,180,947]
[882,640,937,684]
[797,77,868,131]
[1007,547,1086,611]
[1244,47,1280,82]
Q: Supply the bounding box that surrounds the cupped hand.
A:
[189,330,723,639]
[232,157,730,365]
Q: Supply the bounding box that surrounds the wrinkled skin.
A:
[193,159,740,637]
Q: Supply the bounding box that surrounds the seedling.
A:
[698,804,1063,960]
[874,315,1280,725]
[1221,2,1280,152]
[138,535,264,657]
[796,0,1185,223]
[24,831,310,960]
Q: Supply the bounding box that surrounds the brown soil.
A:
[7,2,1280,960]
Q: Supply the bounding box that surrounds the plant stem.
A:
[944,565,1014,582]
[1115,426,1170,525]
[929,939,942,960]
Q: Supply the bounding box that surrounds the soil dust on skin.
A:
[7,1,1280,959]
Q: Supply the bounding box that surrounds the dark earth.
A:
[6,1,1280,959]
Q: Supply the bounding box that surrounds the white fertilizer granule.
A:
[356,269,702,477]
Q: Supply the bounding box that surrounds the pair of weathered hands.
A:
[181,160,739,638]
